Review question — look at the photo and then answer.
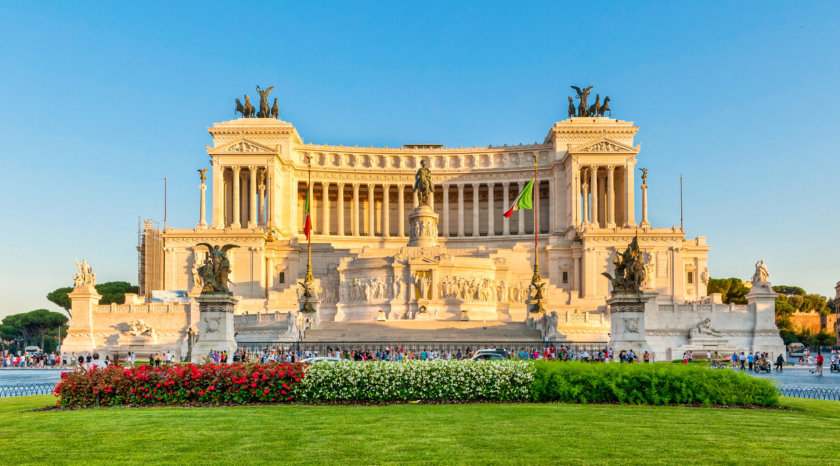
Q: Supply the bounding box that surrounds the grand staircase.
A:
[303,320,543,343]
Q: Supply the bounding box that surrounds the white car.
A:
[300,357,343,363]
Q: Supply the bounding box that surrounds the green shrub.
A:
[529,361,779,407]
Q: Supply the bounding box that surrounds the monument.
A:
[191,243,239,362]
[605,236,653,355]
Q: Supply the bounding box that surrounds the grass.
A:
[1,396,838,464]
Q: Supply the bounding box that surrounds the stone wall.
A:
[788,312,838,334]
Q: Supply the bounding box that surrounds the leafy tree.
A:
[0,309,68,350]
[706,278,749,304]
[773,285,805,296]
[47,286,73,317]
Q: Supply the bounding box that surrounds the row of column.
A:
[213,165,269,229]
[299,180,550,237]
[578,164,632,229]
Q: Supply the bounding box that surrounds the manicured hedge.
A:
[296,359,534,402]
[529,361,779,406]
[54,363,304,407]
[54,360,779,408]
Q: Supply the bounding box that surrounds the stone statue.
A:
[751,260,770,288]
[235,96,255,118]
[700,266,709,286]
[270,98,280,119]
[598,96,611,117]
[640,168,648,184]
[689,318,723,339]
[73,258,96,288]
[567,96,575,118]
[602,236,646,294]
[570,85,593,117]
[530,280,546,302]
[195,243,239,294]
[127,320,157,339]
[256,85,274,118]
[413,160,433,205]
[197,168,208,183]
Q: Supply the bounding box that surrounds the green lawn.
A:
[1,396,837,465]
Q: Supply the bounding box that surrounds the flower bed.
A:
[296,359,534,402]
[529,361,779,406]
[54,362,304,407]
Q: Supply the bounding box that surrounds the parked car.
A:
[475,348,510,359]
[300,357,343,363]
[471,353,504,361]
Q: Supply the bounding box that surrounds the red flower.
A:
[199,391,205,396]
[250,382,257,388]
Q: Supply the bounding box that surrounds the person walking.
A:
[816,353,824,376]
[775,353,784,372]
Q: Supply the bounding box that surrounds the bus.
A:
[788,343,806,357]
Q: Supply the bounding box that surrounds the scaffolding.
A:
[137,218,163,300]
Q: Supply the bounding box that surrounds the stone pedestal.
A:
[408,205,439,248]
[191,293,237,363]
[61,284,102,355]
[746,284,786,359]
[608,292,653,355]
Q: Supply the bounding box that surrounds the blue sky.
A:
[1,2,838,318]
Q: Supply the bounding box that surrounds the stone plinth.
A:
[608,292,653,355]
[746,284,786,359]
[191,293,238,363]
[408,205,438,248]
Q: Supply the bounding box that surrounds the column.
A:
[641,180,650,227]
[322,182,330,236]
[211,162,224,228]
[457,184,465,237]
[198,181,207,227]
[397,185,405,237]
[502,182,510,235]
[441,185,449,237]
[265,256,274,296]
[572,169,579,227]
[240,171,248,227]
[582,177,590,224]
[486,183,494,236]
[607,165,615,228]
[573,253,581,294]
[231,166,241,228]
[265,168,273,229]
[248,167,257,227]
[472,184,480,236]
[258,175,265,226]
[517,181,525,235]
[589,165,598,228]
[382,184,390,237]
[352,183,360,236]
[549,172,556,233]
[337,183,345,235]
[624,164,636,227]
[367,184,375,236]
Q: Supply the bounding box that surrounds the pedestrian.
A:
[816,353,824,376]
[775,353,784,372]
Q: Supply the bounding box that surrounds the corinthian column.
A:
[382,184,390,237]
[502,182,510,235]
[198,181,207,228]
[590,165,598,228]
[606,165,615,228]
[472,183,480,237]
[248,167,257,227]
[442,184,449,237]
[211,161,224,228]
[641,178,650,227]
[517,181,525,235]
[231,166,241,228]
[322,182,330,236]
[352,183,360,236]
[367,184,375,236]
[486,183,494,236]
[397,185,405,236]
[457,184,465,237]
[336,183,345,235]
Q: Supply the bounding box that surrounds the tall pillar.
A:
[397,185,405,237]
[198,181,207,227]
[367,184,375,236]
[211,162,224,228]
[336,183,345,235]
[640,179,650,227]
[457,184,465,237]
[240,171,248,228]
[382,184,390,237]
[573,253,581,294]
[472,183,480,237]
[625,164,636,227]
[258,174,265,226]
[442,185,450,237]
[517,181,525,235]
[322,182,330,236]
[572,169,580,227]
[502,182,510,235]
[486,183,494,236]
[589,165,598,228]
[231,166,241,228]
[582,176,590,225]
[606,165,615,228]
[352,183,360,236]
[265,168,273,230]
[248,167,257,227]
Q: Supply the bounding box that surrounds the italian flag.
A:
[303,189,312,240]
[503,178,534,218]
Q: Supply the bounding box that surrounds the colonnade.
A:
[575,164,633,229]
[212,165,270,229]
[297,180,552,238]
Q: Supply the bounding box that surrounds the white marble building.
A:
[62,111,785,359]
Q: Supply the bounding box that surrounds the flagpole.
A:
[532,154,540,283]
[305,155,314,283]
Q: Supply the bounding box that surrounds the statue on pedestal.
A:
[256,85,274,118]
[751,260,770,288]
[197,168,208,183]
[413,160,433,206]
[195,244,239,294]
[73,258,96,288]
[602,236,646,294]
[570,85,593,117]
[235,96,255,118]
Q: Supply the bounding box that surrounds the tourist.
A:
[89,353,107,370]
[643,351,650,363]
[775,353,784,371]
[815,353,824,376]
[739,352,746,371]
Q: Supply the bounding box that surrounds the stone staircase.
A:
[303,320,543,343]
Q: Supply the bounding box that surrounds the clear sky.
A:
[1,1,838,319]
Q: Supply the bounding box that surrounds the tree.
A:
[706,278,749,304]
[0,309,67,351]
[47,286,73,318]
[773,285,805,296]
[46,281,139,318]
